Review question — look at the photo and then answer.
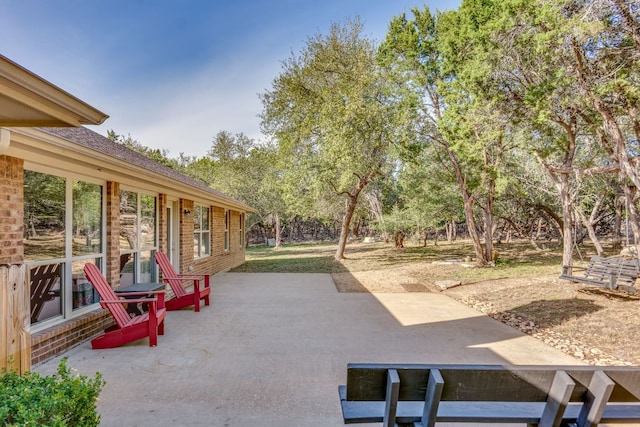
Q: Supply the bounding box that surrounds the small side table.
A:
[115,282,165,317]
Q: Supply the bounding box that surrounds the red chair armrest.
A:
[115,290,165,297]
[100,298,157,305]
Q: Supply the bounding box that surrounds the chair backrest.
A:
[155,252,178,278]
[154,252,187,298]
[83,263,131,328]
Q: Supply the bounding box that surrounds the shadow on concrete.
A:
[34,272,582,427]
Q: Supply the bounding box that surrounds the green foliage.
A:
[373,205,412,234]
[107,130,185,171]
[261,17,412,258]
[0,358,104,427]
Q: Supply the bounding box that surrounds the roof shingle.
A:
[40,126,250,210]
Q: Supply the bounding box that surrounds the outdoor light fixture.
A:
[184,209,192,217]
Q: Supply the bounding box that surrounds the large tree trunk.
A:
[335,195,358,261]
[620,177,640,245]
[613,195,624,250]
[335,175,371,261]
[558,175,574,267]
[574,208,604,256]
[446,218,456,243]
[462,192,486,266]
[482,178,496,264]
[446,147,487,265]
[534,151,575,267]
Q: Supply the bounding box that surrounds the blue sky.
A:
[1,1,461,157]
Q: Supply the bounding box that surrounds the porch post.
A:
[0,264,31,373]
[0,154,30,373]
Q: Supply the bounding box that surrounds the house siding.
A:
[30,310,114,365]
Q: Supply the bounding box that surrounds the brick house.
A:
[0,55,251,371]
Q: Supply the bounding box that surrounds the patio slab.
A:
[35,272,582,426]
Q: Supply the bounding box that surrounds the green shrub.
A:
[0,358,104,426]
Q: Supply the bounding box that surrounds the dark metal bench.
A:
[339,363,640,426]
[560,256,639,292]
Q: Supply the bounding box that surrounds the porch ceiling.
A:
[0,55,108,127]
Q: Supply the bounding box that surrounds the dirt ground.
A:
[332,260,640,366]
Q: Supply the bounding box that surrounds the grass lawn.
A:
[233,239,564,282]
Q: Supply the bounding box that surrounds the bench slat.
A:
[341,400,640,424]
[540,370,575,427]
[383,369,399,427]
[421,369,443,427]
[577,370,615,427]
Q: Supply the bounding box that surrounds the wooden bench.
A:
[339,363,640,426]
[560,256,639,292]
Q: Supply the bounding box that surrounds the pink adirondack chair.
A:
[83,263,166,349]
[154,252,211,312]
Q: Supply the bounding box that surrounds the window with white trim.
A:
[193,204,210,258]
[119,190,158,286]
[24,169,104,328]
[224,209,230,251]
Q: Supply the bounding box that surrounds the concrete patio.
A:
[35,272,583,426]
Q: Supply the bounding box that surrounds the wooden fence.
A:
[0,264,31,374]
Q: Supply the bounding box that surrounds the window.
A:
[193,204,210,258]
[24,170,104,326]
[239,213,244,247]
[224,210,230,251]
[119,190,158,286]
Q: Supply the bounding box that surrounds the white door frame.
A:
[166,201,181,272]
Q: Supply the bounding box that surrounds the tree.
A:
[436,0,621,266]
[261,18,406,261]
[107,130,185,171]
[380,6,503,265]
[561,0,640,244]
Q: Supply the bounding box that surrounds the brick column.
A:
[105,181,120,287]
[158,193,167,254]
[0,155,30,373]
[212,206,225,255]
[179,199,194,274]
[0,155,24,264]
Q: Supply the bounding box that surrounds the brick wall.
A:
[0,155,24,264]
[176,204,245,276]
[31,310,114,365]
[179,199,195,272]
[158,193,167,253]
[190,206,245,276]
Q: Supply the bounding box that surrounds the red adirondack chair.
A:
[154,252,211,312]
[83,263,166,349]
